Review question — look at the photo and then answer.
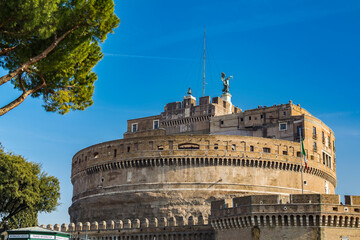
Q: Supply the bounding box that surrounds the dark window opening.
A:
[132,123,138,133]
[214,144,218,150]
[280,123,287,130]
[114,149,117,158]
[283,151,288,155]
[250,146,254,152]
[153,120,159,129]
[297,126,303,137]
[263,147,270,153]
[127,146,130,152]
[158,145,164,150]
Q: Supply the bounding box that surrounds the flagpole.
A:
[299,130,304,194]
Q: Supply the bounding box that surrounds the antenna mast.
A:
[203,27,205,97]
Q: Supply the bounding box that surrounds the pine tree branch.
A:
[0,23,80,87]
[0,73,46,116]
[0,46,18,56]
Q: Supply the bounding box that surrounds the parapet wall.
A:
[42,215,209,232]
[210,194,360,230]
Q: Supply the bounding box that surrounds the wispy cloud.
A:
[103,53,197,62]
[317,111,360,118]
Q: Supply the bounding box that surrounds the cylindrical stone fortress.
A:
[69,134,336,223]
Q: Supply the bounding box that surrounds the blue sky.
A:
[1,0,360,225]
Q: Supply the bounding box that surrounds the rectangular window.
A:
[283,151,288,155]
[322,131,325,143]
[249,116,252,120]
[263,147,270,153]
[240,118,244,122]
[283,111,287,116]
[149,141,153,150]
[214,144,218,150]
[313,127,317,139]
[231,144,236,151]
[261,114,263,119]
[153,120,159,129]
[169,141,173,150]
[297,151,301,157]
[297,126,303,137]
[313,142,317,151]
[132,123,138,132]
[279,123,287,131]
[250,146,254,152]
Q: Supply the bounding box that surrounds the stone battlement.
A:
[40,214,209,232]
[210,194,360,229]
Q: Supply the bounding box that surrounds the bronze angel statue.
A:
[221,72,233,94]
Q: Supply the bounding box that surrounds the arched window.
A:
[178,143,200,149]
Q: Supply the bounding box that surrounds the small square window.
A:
[153,120,159,129]
[255,117,258,120]
[220,120,224,125]
[283,151,288,155]
[240,118,244,122]
[279,123,287,131]
[333,207,338,211]
[132,123,138,132]
[263,147,270,153]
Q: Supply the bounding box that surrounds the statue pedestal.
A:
[221,93,232,114]
[221,93,232,103]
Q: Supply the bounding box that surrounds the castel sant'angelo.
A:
[48,75,359,239]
